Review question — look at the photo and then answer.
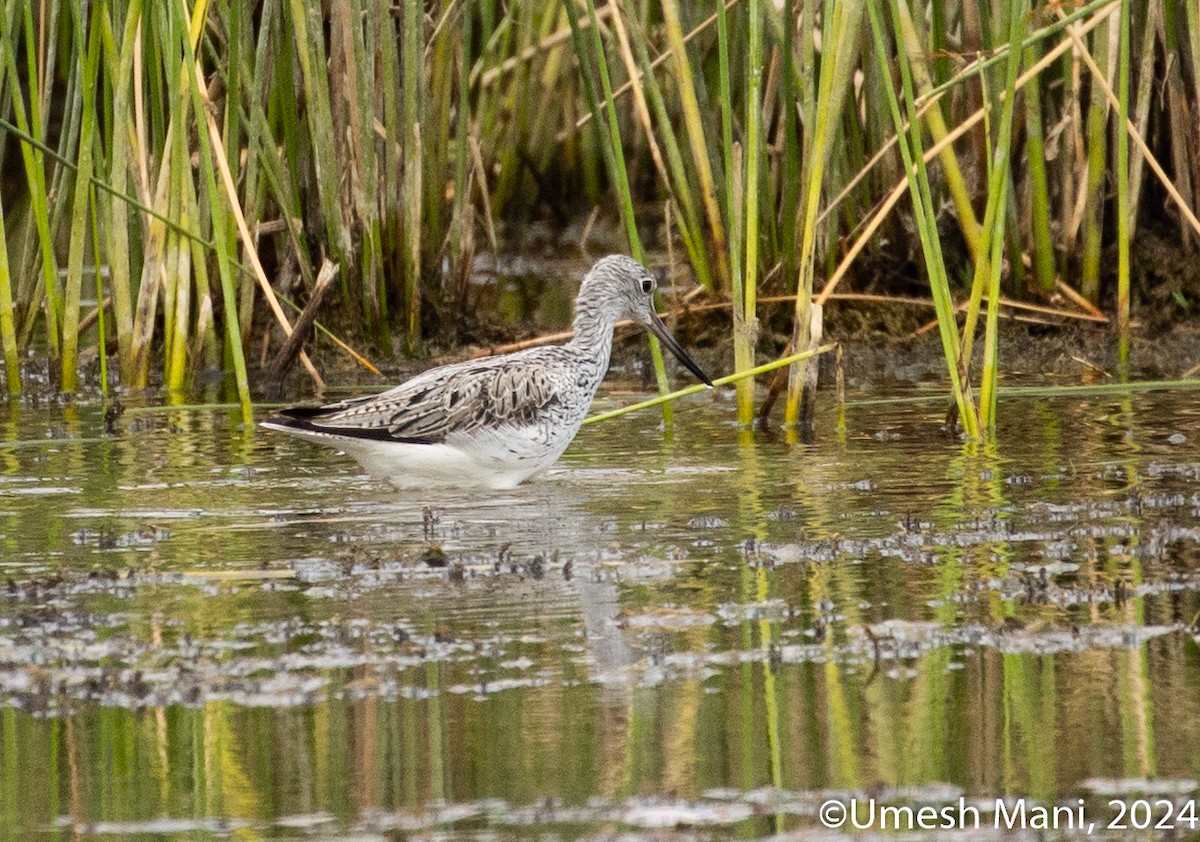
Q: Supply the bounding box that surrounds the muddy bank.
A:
[8,228,1198,406]
[272,233,1200,401]
[282,289,1200,405]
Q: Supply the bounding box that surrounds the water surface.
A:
[1,384,1199,840]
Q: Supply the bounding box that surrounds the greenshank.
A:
[261,255,712,489]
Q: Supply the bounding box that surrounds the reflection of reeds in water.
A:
[1,1,1198,425]
[0,393,1198,830]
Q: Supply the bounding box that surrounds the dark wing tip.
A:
[276,405,330,420]
[260,406,438,446]
[260,405,326,431]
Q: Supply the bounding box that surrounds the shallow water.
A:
[1,383,1199,840]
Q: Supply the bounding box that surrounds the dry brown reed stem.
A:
[447,284,1105,367]
[193,61,323,389]
[565,0,742,139]
[1070,355,1112,377]
[470,136,500,255]
[265,260,339,393]
[1058,9,1200,239]
[76,297,113,338]
[607,2,669,193]
[814,6,1113,308]
[796,294,1105,324]
[192,28,377,381]
[912,297,1108,335]
[1054,279,1105,320]
[660,0,731,291]
[454,287,706,361]
[477,5,614,87]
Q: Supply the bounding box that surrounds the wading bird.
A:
[262,255,712,489]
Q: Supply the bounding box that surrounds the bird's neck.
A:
[569,305,616,372]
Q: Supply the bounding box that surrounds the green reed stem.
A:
[1080,12,1113,302]
[623,9,713,291]
[737,0,764,427]
[165,169,195,395]
[1126,0,1158,230]
[88,186,106,395]
[918,0,1115,108]
[784,0,862,426]
[61,0,103,394]
[0,1,61,358]
[566,0,671,416]
[402,0,423,351]
[352,0,386,347]
[1186,6,1200,242]
[285,0,350,263]
[0,114,215,249]
[584,343,837,425]
[424,5,452,273]
[105,0,142,384]
[581,0,639,258]
[1022,40,1055,294]
[979,180,1007,426]
[867,0,977,436]
[450,0,474,289]
[660,0,731,292]
[179,0,251,416]
[779,0,801,292]
[744,0,763,362]
[0,193,18,396]
[716,0,741,288]
[965,0,1028,429]
[890,0,982,260]
[1115,0,1131,373]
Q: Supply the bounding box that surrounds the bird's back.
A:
[261,342,609,488]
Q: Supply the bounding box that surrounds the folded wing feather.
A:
[281,358,564,445]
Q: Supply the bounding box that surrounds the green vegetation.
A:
[1,0,1198,431]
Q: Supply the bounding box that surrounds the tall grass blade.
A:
[622,8,713,291]
[285,0,351,264]
[731,0,760,426]
[449,0,475,297]
[965,0,1029,428]
[61,0,103,394]
[401,0,423,351]
[0,0,62,359]
[1115,0,1130,372]
[660,0,731,292]
[784,0,862,427]
[867,0,978,436]
[104,0,143,385]
[1080,13,1114,302]
[890,0,982,259]
[88,187,106,395]
[180,0,252,415]
[1022,40,1055,294]
[1126,0,1158,231]
[563,0,671,415]
[716,0,741,292]
[0,193,18,395]
[778,0,801,294]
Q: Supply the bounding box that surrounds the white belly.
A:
[266,418,583,491]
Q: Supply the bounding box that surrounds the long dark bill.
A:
[647,311,713,386]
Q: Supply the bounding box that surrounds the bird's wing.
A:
[276,355,566,444]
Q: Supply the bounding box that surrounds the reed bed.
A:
[1,0,1197,432]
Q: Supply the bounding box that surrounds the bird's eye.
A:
[640,277,654,294]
